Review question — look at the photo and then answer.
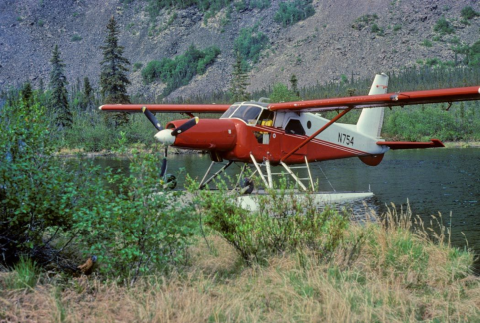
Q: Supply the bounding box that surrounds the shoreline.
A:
[54,141,480,158]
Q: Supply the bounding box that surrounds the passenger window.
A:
[285,119,305,136]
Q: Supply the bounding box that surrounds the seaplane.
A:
[100,74,480,210]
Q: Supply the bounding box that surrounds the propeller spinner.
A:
[142,107,199,179]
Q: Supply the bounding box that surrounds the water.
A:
[93,148,480,257]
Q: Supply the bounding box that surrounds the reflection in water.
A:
[91,149,480,268]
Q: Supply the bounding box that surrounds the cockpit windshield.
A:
[220,102,267,124]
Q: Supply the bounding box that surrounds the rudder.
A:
[356,73,389,138]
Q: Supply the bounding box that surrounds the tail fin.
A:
[356,73,389,138]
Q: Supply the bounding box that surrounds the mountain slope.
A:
[0,0,479,100]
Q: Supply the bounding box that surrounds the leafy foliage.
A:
[0,93,196,280]
[434,17,455,35]
[461,6,479,20]
[190,178,349,265]
[352,13,378,30]
[269,82,300,102]
[73,151,196,281]
[141,44,220,96]
[233,25,268,69]
[147,0,231,19]
[274,0,315,27]
[0,99,81,266]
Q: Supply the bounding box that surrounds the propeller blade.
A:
[142,106,163,131]
[171,117,199,136]
[160,147,168,178]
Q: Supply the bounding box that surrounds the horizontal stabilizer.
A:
[377,139,444,150]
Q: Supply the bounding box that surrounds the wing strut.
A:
[281,107,354,162]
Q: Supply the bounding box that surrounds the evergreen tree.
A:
[21,82,33,107]
[229,52,250,102]
[82,76,95,110]
[49,45,73,128]
[100,16,131,126]
[289,74,299,97]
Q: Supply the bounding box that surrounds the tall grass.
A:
[1,207,478,322]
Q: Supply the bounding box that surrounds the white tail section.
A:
[356,73,389,138]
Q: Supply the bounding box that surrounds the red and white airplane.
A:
[100,74,480,193]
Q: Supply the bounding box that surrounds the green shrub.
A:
[233,26,269,68]
[74,150,196,282]
[146,0,231,19]
[370,24,384,35]
[461,6,479,20]
[0,100,88,266]
[352,13,378,30]
[274,0,315,27]
[434,17,455,35]
[71,34,82,42]
[190,177,349,265]
[141,45,220,95]
[269,83,300,102]
[133,62,143,72]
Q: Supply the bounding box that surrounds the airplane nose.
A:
[155,129,175,145]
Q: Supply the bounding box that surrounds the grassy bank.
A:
[1,208,479,322]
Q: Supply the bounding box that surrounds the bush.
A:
[434,17,455,35]
[274,0,315,27]
[269,83,300,102]
[141,45,220,95]
[352,13,378,30]
[233,26,269,68]
[71,34,82,42]
[74,150,197,282]
[133,62,143,72]
[461,6,479,20]
[0,100,88,266]
[190,177,349,265]
[422,39,433,47]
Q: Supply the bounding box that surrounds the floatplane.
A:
[100,74,480,210]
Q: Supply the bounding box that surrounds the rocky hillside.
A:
[0,0,479,101]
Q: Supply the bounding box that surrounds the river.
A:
[94,148,480,263]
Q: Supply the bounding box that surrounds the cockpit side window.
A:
[220,105,239,119]
[257,110,275,124]
[230,105,262,124]
[285,119,306,135]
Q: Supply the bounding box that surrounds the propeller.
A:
[142,106,163,131]
[141,106,198,185]
[171,117,199,136]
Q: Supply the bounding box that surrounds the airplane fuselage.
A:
[166,109,389,166]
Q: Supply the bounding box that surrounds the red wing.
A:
[268,86,480,112]
[99,104,231,113]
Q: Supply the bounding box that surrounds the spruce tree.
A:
[21,82,33,107]
[99,16,131,126]
[49,44,72,128]
[229,52,250,102]
[289,74,299,97]
[82,76,95,110]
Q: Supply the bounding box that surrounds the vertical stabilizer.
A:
[356,73,389,138]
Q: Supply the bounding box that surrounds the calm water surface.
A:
[93,148,480,260]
